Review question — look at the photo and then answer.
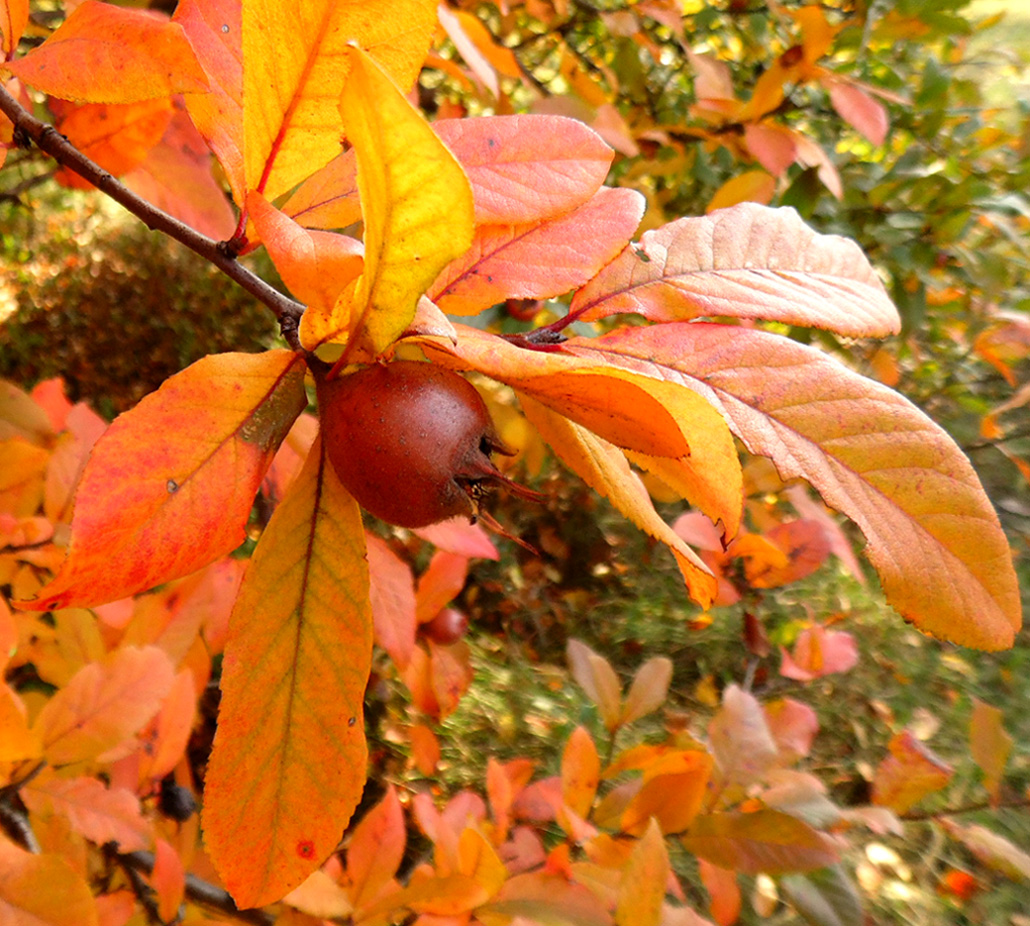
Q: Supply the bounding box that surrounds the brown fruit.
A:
[318,360,538,529]
[421,607,469,645]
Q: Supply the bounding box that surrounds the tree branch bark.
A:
[0,84,306,352]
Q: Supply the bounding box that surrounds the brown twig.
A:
[120,851,275,926]
[0,84,306,351]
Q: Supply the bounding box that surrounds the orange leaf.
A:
[0,682,40,762]
[242,0,437,201]
[872,730,953,814]
[172,0,244,205]
[779,626,858,681]
[411,724,441,777]
[366,533,417,669]
[430,187,644,316]
[203,436,372,908]
[969,699,1012,803]
[437,4,501,97]
[151,839,186,924]
[585,322,1022,650]
[284,871,354,918]
[742,122,798,177]
[53,98,173,189]
[698,859,741,926]
[620,756,713,836]
[1,0,28,57]
[248,192,364,314]
[414,517,499,559]
[416,552,470,625]
[136,668,196,782]
[520,397,717,609]
[566,639,622,731]
[615,820,668,926]
[348,786,406,909]
[746,520,831,589]
[0,840,98,926]
[562,726,601,819]
[33,645,175,766]
[764,698,818,763]
[281,149,360,230]
[572,203,900,337]
[18,351,306,611]
[22,772,151,853]
[682,810,838,875]
[7,1,207,103]
[706,171,776,213]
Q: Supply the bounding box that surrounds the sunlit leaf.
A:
[7,0,208,103]
[242,0,437,201]
[339,45,474,354]
[281,149,360,230]
[204,437,372,908]
[33,645,175,766]
[0,840,98,926]
[522,396,717,609]
[682,810,838,874]
[578,323,1021,650]
[1,0,28,57]
[571,203,900,337]
[431,187,644,316]
[18,351,306,611]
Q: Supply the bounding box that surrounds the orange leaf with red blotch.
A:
[248,192,363,314]
[242,0,437,201]
[1,0,28,57]
[347,786,406,910]
[562,726,601,819]
[366,533,416,669]
[682,810,838,874]
[17,351,306,611]
[615,820,668,926]
[430,187,644,316]
[33,645,175,766]
[571,203,899,337]
[172,0,244,205]
[416,552,470,624]
[203,437,372,908]
[7,1,207,103]
[22,772,151,853]
[872,730,952,814]
[122,107,237,240]
[779,625,858,681]
[523,399,717,609]
[52,98,173,190]
[577,322,1021,650]
[0,840,98,926]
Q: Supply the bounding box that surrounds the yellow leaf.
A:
[242,0,437,201]
[706,170,776,213]
[203,436,372,908]
[338,46,475,355]
[0,840,98,926]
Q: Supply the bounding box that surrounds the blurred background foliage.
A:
[2,0,1030,923]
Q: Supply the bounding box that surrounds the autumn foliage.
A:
[0,1,1027,924]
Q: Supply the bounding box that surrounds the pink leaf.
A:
[779,626,859,681]
[827,80,888,146]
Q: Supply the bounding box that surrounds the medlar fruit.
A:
[318,360,539,529]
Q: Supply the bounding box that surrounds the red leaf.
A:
[150,839,186,924]
[571,203,900,338]
[413,517,499,559]
[430,187,644,316]
[827,79,888,146]
[18,351,306,611]
[416,552,470,625]
[366,533,417,669]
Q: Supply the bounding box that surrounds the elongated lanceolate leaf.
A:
[242,0,437,201]
[17,351,307,611]
[573,324,1021,650]
[204,437,372,908]
[332,46,474,355]
[430,187,644,316]
[571,203,900,338]
[7,1,208,103]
